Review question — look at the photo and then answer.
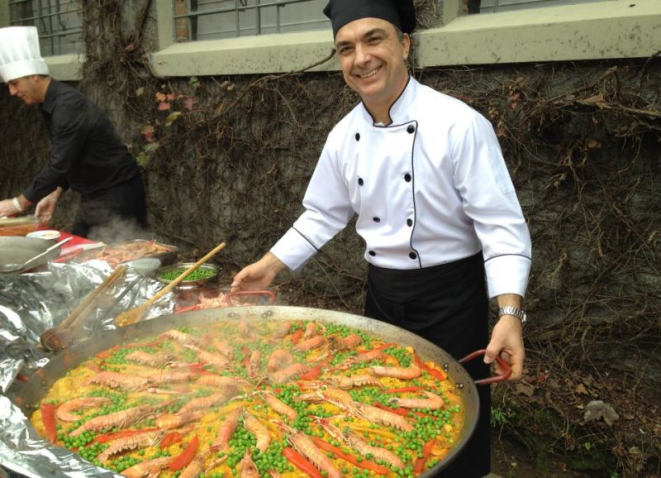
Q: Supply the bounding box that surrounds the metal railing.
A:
[174,0,330,42]
[8,0,83,56]
[475,0,613,14]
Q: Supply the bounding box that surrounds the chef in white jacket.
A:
[232,1,532,475]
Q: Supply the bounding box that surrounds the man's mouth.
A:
[357,67,381,79]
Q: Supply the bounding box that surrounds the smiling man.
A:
[232,2,532,476]
[0,26,147,239]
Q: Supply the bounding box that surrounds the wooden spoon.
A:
[114,241,226,327]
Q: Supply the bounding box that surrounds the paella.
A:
[30,319,464,478]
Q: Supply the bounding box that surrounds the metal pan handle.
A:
[458,349,512,385]
[226,290,276,306]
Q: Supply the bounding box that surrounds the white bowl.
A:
[125,257,162,275]
[26,230,61,244]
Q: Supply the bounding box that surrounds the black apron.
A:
[364,252,491,478]
[72,173,147,239]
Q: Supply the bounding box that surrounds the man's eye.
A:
[339,47,353,55]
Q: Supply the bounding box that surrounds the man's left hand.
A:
[0,198,21,218]
[484,314,525,382]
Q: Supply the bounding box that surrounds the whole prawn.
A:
[248,350,261,378]
[261,391,297,421]
[125,350,176,368]
[98,430,163,462]
[244,413,270,452]
[269,363,310,385]
[156,410,205,429]
[84,371,151,391]
[324,374,383,389]
[370,364,421,380]
[212,408,243,451]
[333,349,384,370]
[339,401,414,432]
[292,335,326,353]
[280,422,342,478]
[121,456,172,478]
[318,419,404,469]
[162,329,202,347]
[55,397,111,422]
[69,404,155,436]
[389,390,445,410]
[196,374,251,392]
[240,451,260,478]
[178,390,236,414]
[266,349,293,373]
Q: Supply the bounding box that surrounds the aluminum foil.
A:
[0,260,176,477]
[0,397,121,477]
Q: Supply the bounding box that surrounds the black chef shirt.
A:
[22,80,139,203]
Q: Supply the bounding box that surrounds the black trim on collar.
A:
[362,74,412,126]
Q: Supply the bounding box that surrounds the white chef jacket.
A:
[271,77,532,298]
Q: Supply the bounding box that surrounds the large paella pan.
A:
[7,306,500,478]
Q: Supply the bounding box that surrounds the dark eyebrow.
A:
[335,28,389,49]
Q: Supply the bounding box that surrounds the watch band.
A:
[497,306,527,323]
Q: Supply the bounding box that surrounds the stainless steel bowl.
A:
[156,262,219,287]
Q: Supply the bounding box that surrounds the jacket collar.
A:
[359,75,417,126]
[41,79,59,115]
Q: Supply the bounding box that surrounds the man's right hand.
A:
[231,252,287,291]
[35,188,63,225]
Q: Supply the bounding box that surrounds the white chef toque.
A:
[0,26,49,83]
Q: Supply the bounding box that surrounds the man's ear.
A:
[402,33,411,61]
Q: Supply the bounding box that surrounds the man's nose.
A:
[8,85,17,96]
[355,44,371,65]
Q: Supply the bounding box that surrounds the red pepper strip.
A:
[422,438,436,458]
[282,447,324,478]
[385,386,427,394]
[413,353,446,382]
[373,402,409,416]
[93,427,160,444]
[414,438,437,473]
[357,342,398,354]
[290,329,303,345]
[169,435,199,471]
[40,403,57,443]
[373,402,428,419]
[160,431,183,449]
[299,364,322,381]
[311,437,389,476]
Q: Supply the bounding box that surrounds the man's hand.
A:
[35,188,63,225]
[484,293,525,382]
[231,252,287,292]
[0,199,19,218]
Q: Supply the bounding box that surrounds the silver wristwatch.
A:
[497,306,527,324]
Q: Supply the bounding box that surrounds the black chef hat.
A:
[323,0,416,38]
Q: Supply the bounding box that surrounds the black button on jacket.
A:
[23,80,139,203]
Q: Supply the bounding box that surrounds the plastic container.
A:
[27,230,61,244]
